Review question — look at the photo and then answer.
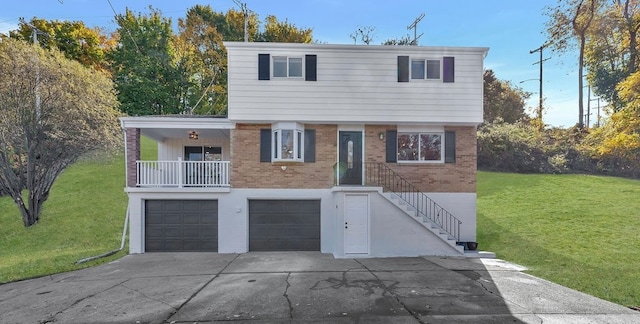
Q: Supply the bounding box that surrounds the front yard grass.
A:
[477,171,640,307]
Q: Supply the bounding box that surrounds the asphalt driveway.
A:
[0,252,638,323]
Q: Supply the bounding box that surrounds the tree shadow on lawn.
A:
[478,215,639,308]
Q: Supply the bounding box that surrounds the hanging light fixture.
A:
[189,131,198,140]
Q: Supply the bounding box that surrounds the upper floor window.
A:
[273,56,303,78]
[411,59,440,80]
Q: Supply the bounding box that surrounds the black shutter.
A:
[258,54,270,80]
[260,129,271,162]
[443,56,455,83]
[397,56,409,82]
[305,55,317,81]
[445,131,456,163]
[304,129,316,162]
[386,130,397,162]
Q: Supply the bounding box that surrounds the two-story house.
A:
[120,42,489,257]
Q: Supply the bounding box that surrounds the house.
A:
[120,41,489,257]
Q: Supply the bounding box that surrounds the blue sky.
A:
[1,0,594,127]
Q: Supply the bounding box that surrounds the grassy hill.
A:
[1,149,639,307]
[477,172,640,307]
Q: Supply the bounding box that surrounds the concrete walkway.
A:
[0,252,637,323]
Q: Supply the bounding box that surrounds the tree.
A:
[584,0,640,111]
[10,18,114,73]
[483,70,529,123]
[259,15,313,43]
[0,38,121,227]
[349,26,375,45]
[382,34,413,46]
[109,7,183,115]
[546,0,601,128]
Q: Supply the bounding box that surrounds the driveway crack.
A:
[354,259,425,324]
[164,253,240,323]
[283,272,293,318]
[38,278,130,324]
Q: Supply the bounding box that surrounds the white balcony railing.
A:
[136,160,230,187]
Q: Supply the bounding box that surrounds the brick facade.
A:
[365,125,477,193]
[231,124,337,189]
[125,128,140,187]
[231,123,476,193]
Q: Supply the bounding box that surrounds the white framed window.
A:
[272,122,304,161]
[273,56,303,78]
[411,58,441,80]
[397,132,443,162]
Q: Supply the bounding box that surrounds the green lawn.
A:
[0,137,155,284]
[477,171,640,307]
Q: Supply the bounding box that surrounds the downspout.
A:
[75,206,129,264]
[75,122,131,264]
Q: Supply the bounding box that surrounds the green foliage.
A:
[0,154,127,283]
[258,15,313,43]
[10,18,112,73]
[109,7,184,116]
[478,171,640,306]
[0,38,121,226]
[483,70,529,123]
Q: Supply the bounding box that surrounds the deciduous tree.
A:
[0,38,121,227]
[483,70,529,124]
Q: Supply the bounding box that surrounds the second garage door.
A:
[145,200,218,252]
[249,200,321,251]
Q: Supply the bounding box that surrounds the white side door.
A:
[344,194,369,254]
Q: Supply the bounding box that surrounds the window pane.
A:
[397,134,419,161]
[347,140,354,168]
[297,131,303,159]
[411,60,425,79]
[273,131,279,159]
[420,134,442,161]
[289,57,302,77]
[273,56,287,77]
[426,60,440,79]
[281,129,294,159]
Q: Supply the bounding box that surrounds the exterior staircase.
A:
[365,162,464,254]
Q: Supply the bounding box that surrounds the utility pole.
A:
[407,13,425,45]
[19,17,48,122]
[529,43,549,128]
[233,0,249,42]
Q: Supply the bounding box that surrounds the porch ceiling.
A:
[120,116,234,142]
[142,128,230,142]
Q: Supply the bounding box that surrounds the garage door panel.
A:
[145,200,218,252]
[249,200,320,252]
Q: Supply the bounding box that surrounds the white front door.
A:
[344,194,369,254]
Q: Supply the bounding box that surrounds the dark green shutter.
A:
[386,130,397,162]
[304,129,316,162]
[258,54,270,80]
[397,56,409,82]
[445,131,456,163]
[305,55,317,81]
[443,56,455,83]
[260,129,271,162]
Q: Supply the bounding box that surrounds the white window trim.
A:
[397,131,445,163]
[272,122,305,162]
[272,55,304,79]
[410,57,442,81]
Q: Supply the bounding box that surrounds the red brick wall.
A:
[231,124,337,189]
[365,125,476,193]
[230,123,476,193]
[125,128,140,187]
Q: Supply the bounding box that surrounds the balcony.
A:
[136,160,230,188]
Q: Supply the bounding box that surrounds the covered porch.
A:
[120,116,234,188]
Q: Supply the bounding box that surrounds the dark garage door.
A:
[249,200,321,251]
[145,200,218,252]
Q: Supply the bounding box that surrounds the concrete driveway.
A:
[0,252,638,324]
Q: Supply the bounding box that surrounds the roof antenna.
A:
[407,13,425,45]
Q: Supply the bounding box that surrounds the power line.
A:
[105,0,140,53]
